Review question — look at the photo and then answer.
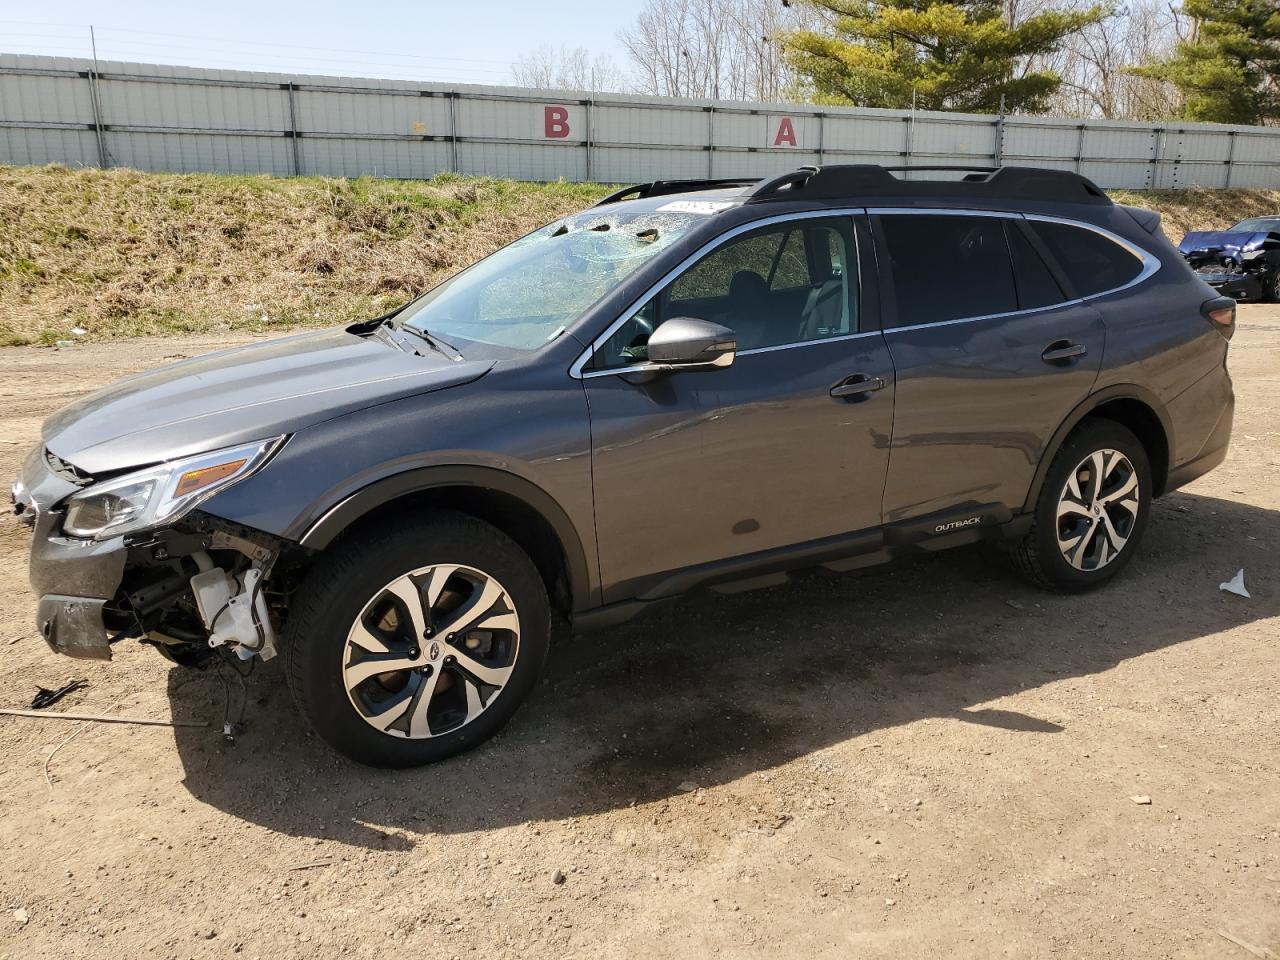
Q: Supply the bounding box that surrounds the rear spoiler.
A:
[1121,204,1162,235]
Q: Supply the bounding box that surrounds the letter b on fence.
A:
[545,106,571,139]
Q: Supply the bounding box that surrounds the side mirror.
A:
[622,317,736,383]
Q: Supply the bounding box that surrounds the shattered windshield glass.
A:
[396,210,701,356]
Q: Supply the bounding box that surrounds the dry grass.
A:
[1,165,1277,347]
[0,165,608,346]
[1111,187,1280,241]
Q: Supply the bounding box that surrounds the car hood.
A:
[42,327,493,475]
[1179,230,1271,259]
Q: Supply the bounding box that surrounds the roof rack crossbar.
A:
[743,164,1109,205]
[594,177,760,207]
[878,165,999,173]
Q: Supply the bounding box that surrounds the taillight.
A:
[1201,296,1236,340]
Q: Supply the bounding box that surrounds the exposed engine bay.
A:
[101,514,302,666]
[1179,226,1280,302]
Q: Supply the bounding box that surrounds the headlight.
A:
[61,437,285,540]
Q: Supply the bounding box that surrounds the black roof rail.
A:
[746,164,1110,205]
[594,177,760,206]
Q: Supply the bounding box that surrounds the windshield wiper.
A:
[372,322,406,352]
[386,321,463,361]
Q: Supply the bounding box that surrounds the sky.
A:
[0,0,648,85]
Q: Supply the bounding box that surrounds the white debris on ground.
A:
[1219,569,1251,598]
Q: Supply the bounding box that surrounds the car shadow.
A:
[167,491,1277,848]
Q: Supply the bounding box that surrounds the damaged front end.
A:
[1179,229,1280,302]
[105,517,296,665]
[13,438,303,666]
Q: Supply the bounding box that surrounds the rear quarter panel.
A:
[1089,208,1231,467]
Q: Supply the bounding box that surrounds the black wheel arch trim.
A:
[1023,384,1174,514]
[297,466,596,611]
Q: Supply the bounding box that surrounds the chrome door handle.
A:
[1041,340,1087,364]
[830,375,886,399]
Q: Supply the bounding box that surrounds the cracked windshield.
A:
[397,210,704,354]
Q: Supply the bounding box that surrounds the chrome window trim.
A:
[871,208,1161,334]
[738,331,881,356]
[570,205,1162,377]
[886,298,1086,334]
[867,207,1023,219]
[575,329,882,380]
[1021,212,1162,296]
[569,207,866,380]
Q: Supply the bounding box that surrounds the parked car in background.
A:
[1179,216,1280,302]
[13,164,1235,767]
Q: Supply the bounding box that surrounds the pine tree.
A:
[783,0,1107,113]
[1133,0,1280,124]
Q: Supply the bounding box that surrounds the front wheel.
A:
[1012,420,1151,593]
[285,510,550,767]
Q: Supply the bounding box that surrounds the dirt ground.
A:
[0,311,1276,960]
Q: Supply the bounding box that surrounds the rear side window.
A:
[1029,221,1143,297]
[1004,221,1065,310]
[879,215,1017,327]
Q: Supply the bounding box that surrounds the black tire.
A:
[1012,419,1152,593]
[1266,268,1280,304]
[285,509,550,768]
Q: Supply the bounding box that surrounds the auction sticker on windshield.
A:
[656,200,738,215]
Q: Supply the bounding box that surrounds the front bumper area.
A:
[1194,270,1263,302]
[35,595,113,660]
[14,445,126,660]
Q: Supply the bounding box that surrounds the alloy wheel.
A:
[341,564,521,738]
[1055,448,1141,572]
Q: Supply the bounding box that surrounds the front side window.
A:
[396,208,702,358]
[879,215,1017,327]
[1029,220,1144,298]
[591,217,857,369]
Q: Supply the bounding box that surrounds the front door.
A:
[581,214,896,601]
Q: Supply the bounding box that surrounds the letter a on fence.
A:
[774,117,797,147]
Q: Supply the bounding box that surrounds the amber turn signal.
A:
[174,458,247,497]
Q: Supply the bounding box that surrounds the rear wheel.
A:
[1012,420,1151,592]
[285,510,550,767]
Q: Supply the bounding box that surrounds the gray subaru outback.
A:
[12,165,1235,767]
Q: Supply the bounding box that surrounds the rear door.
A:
[581,213,896,601]
[872,210,1106,524]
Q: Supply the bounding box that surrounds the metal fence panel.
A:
[98,76,286,131]
[595,103,705,148]
[0,54,1277,192]
[107,131,294,175]
[0,126,98,166]
[299,138,452,179]
[823,113,906,159]
[592,145,706,183]
[0,71,93,124]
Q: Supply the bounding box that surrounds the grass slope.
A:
[1,165,1276,346]
[0,166,607,346]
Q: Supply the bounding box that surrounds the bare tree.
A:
[1015,0,1187,119]
[619,0,822,102]
[510,45,628,93]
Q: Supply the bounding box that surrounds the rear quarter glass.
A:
[1029,220,1143,297]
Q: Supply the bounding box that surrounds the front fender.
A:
[297,463,594,608]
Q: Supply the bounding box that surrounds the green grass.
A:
[1,165,1276,347]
